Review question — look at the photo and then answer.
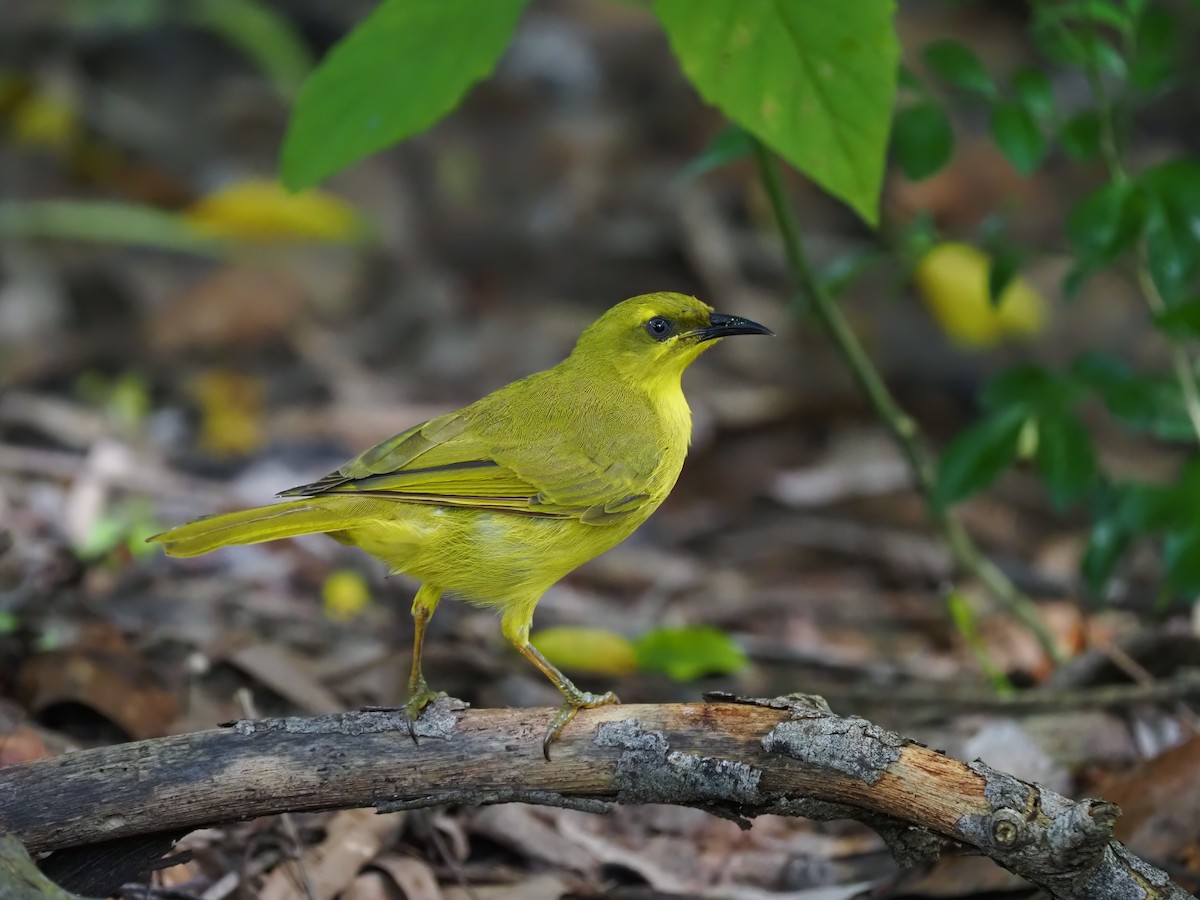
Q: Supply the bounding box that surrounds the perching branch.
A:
[0,695,1189,900]
[751,140,1063,663]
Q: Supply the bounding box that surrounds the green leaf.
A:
[1140,161,1200,303]
[1164,525,1200,594]
[892,102,954,181]
[1011,67,1055,119]
[1066,180,1145,266]
[281,0,529,190]
[1081,513,1129,596]
[1129,6,1178,92]
[676,125,753,182]
[654,0,899,226]
[987,245,1022,307]
[0,200,224,255]
[1060,110,1102,161]
[1072,352,1196,442]
[1036,411,1096,510]
[185,0,313,99]
[1154,296,1200,337]
[1034,21,1127,77]
[1033,1,1134,34]
[982,364,1067,410]
[633,626,748,682]
[1144,199,1199,305]
[990,101,1046,176]
[922,39,995,96]
[934,405,1029,509]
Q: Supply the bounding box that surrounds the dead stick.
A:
[0,695,1189,900]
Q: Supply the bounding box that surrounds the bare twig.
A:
[0,696,1190,899]
[750,141,1063,663]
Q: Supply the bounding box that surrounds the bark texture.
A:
[0,694,1190,900]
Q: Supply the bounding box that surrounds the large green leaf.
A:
[655,0,899,225]
[934,405,1029,510]
[280,0,529,190]
[990,101,1046,175]
[922,39,995,96]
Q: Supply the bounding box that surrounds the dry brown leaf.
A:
[258,810,405,900]
[0,725,50,765]
[1101,734,1200,876]
[441,875,568,900]
[468,805,598,876]
[146,264,308,353]
[222,643,345,715]
[342,872,401,900]
[368,855,442,900]
[15,622,180,740]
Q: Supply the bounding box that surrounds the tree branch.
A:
[0,695,1189,899]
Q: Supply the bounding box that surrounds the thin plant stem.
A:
[1082,16,1200,445]
[751,139,1063,665]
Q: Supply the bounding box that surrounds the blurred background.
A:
[2,0,1199,898]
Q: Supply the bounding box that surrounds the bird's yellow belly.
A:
[342,503,648,609]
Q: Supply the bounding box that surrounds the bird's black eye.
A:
[645,316,674,341]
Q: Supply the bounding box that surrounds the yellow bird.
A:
[149,293,772,755]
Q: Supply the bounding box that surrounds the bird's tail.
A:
[147,498,359,558]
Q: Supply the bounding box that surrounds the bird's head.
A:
[569,292,773,387]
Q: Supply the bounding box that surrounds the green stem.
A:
[1082,14,1200,446]
[751,139,1063,665]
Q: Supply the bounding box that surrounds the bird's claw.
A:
[405,682,448,746]
[542,689,620,760]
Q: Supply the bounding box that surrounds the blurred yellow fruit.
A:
[185,178,367,243]
[9,86,79,152]
[914,242,1048,348]
[531,627,639,677]
[322,569,372,622]
[192,370,264,458]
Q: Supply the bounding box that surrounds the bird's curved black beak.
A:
[695,312,774,342]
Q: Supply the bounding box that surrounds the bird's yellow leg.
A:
[406,584,446,724]
[502,607,620,760]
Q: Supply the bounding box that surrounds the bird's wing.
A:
[278,408,656,524]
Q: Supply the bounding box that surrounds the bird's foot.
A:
[405,680,448,745]
[543,689,620,761]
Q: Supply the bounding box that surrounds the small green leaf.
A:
[1036,411,1096,510]
[1081,513,1129,596]
[983,364,1070,411]
[990,101,1046,175]
[1066,180,1146,267]
[633,626,747,682]
[1035,25,1127,77]
[892,102,954,181]
[676,125,753,182]
[987,245,1022,307]
[1033,1,1134,34]
[281,0,530,190]
[922,39,995,96]
[1164,525,1200,595]
[1129,6,1178,92]
[655,0,900,225]
[1144,199,1199,305]
[934,405,1029,510]
[1154,297,1200,337]
[1011,67,1055,119]
[1060,110,1103,161]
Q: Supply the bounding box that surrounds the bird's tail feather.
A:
[147,499,357,558]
